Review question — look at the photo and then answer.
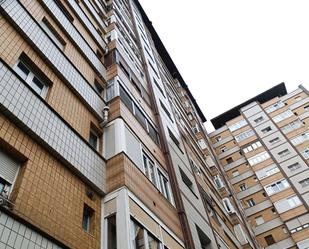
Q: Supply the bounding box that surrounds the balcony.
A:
[209,165,219,176]
[229,212,241,225]
[219,187,229,198]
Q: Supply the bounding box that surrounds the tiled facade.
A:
[1,0,307,249]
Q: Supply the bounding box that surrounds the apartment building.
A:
[209,84,309,249]
[0,0,261,248]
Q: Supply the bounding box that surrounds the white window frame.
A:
[265,179,289,196]
[14,60,48,98]
[235,129,255,142]
[248,151,270,166]
[273,110,294,123]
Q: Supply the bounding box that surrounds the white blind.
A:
[0,150,19,184]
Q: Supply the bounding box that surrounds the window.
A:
[254,116,264,124]
[228,119,247,132]
[235,130,255,142]
[220,146,227,153]
[223,198,235,213]
[299,178,309,188]
[239,183,247,191]
[248,151,270,166]
[281,120,303,134]
[291,131,309,146]
[301,148,309,159]
[213,175,224,189]
[15,60,48,97]
[153,78,165,97]
[82,204,94,233]
[179,168,195,194]
[265,101,284,113]
[232,170,239,177]
[192,125,200,134]
[247,198,255,207]
[265,180,289,195]
[107,216,116,249]
[158,170,172,202]
[243,141,262,153]
[142,151,157,185]
[198,139,207,150]
[226,157,234,164]
[0,150,20,200]
[255,216,265,226]
[288,162,301,172]
[278,149,290,158]
[216,136,222,142]
[196,225,211,248]
[295,96,302,101]
[168,128,183,153]
[304,104,309,111]
[89,130,99,150]
[141,151,173,203]
[94,80,104,96]
[40,17,66,50]
[269,137,280,145]
[119,85,160,145]
[287,196,302,208]
[264,235,275,246]
[273,110,294,123]
[256,165,280,180]
[261,126,272,134]
[274,196,302,213]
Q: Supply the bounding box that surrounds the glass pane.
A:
[147,233,160,249]
[32,76,45,95]
[119,85,134,113]
[131,220,145,249]
[148,123,159,145]
[135,106,147,130]
[107,216,117,249]
[148,160,156,184]
[16,62,30,80]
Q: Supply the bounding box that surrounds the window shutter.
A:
[0,150,19,184]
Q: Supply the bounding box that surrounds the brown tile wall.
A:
[0,114,101,249]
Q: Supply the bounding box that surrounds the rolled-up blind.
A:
[0,150,19,184]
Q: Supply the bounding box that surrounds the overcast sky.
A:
[138,0,309,131]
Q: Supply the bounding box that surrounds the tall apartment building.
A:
[209,84,309,249]
[1,0,308,249]
[0,0,259,248]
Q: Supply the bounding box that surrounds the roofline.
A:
[211,83,287,129]
[133,0,207,122]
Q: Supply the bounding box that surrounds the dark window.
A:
[148,123,160,145]
[179,167,195,194]
[168,128,183,153]
[134,106,147,130]
[119,85,134,113]
[153,78,165,97]
[264,235,275,246]
[160,100,173,122]
[89,131,98,150]
[226,157,233,164]
[94,80,104,95]
[107,216,116,249]
[82,204,94,233]
[196,225,211,248]
[261,126,272,133]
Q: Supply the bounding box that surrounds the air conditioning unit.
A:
[223,198,235,214]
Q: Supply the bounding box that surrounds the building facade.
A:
[209,84,309,249]
[0,0,308,249]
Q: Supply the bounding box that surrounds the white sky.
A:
[138,0,309,131]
